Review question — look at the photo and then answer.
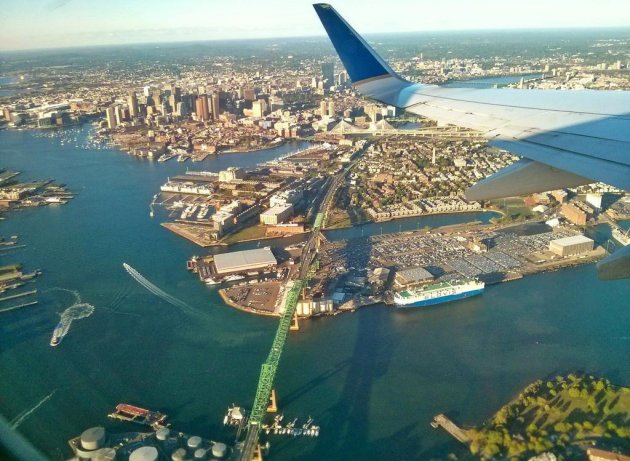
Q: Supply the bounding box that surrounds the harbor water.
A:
[0,125,628,461]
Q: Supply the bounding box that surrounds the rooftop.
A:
[213,247,277,274]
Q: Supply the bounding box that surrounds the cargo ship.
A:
[394,279,485,308]
[50,321,64,347]
[108,403,168,428]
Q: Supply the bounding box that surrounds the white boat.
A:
[205,278,220,285]
[223,275,245,282]
[50,321,64,347]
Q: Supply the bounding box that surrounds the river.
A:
[0,125,628,461]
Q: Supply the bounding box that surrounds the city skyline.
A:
[1,0,630,51]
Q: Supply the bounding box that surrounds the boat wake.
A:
[45,288,95,345]
[10,389,57,429]
[123,263,195,314]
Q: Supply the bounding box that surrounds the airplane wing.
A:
[313,3,630,201]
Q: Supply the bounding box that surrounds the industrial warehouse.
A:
[192,247,280,285]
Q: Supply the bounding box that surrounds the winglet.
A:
[313,3,398,84]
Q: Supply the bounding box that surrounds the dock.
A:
[0,300,38,314]
[431,414,471,445]
[0,289,37,303]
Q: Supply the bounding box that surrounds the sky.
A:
[1,0,630,51]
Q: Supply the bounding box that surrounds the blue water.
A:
[1,125,629,461]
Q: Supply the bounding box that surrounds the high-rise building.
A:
[322,62,334,88]
[319,101,328,117]
[196,94,210,121]
[327,101,335,117]
[252,99,267,118]
[127,91,139,119]
[114,105,125,125]
[243,88,256,101]
[105,106,117,129]
[143,86,152,97]
[211,93,220,119]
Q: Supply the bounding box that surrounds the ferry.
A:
[394,279,485,308]
[50,321,64,347]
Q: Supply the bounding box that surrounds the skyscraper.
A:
[319,100,328,117]
[211,93,220,120]
[243,88,256,102]
[105,106,117,129]
[328,101,335,117]
[322,62,334,88]
[114,105,125,125]
[127,91,139,119]
[196,94,210,121]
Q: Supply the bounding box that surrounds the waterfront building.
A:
[213,247,277,276]
[394,267,434,290]
[219,167,245,182]
[561,202,590,225]
[260,204,293,225]
[549,235,594,256]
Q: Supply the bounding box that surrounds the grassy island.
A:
[466,373,629,460]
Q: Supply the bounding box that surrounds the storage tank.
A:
[193,448,208,460]
[80,427,106,451]
[156,427,170,441]
[211,442,227,458]
[172,447,187,461]
[129,446,159,461]
[187,436,202,449]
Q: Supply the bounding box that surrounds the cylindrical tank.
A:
[187,436,202,449]
[211,442,227,458]
[172,447,187,461]
[156,427,171,441]
[80,427,106,451]
[129,446,159,461]
[193,448,208,460]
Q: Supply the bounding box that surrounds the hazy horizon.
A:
[2,0,630,52]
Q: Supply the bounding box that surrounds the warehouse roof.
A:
[395,267,434,284]
[213,247,277,274]
[261,204,293,216]
[550,234,593,246]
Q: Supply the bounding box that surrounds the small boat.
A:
[223,275,245,283]
[205,278,220,285]
[50,321,64,347]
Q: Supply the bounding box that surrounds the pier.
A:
[431,414,471,445]
[0,300,38,314]
[0,289,37,304]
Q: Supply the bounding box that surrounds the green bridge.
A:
[235,213,324,460]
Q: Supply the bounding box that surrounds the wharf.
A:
[0,289,37,303]
[0,300,38,314]
[431,414,471,445]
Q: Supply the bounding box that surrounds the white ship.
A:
[394,279,485,308]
